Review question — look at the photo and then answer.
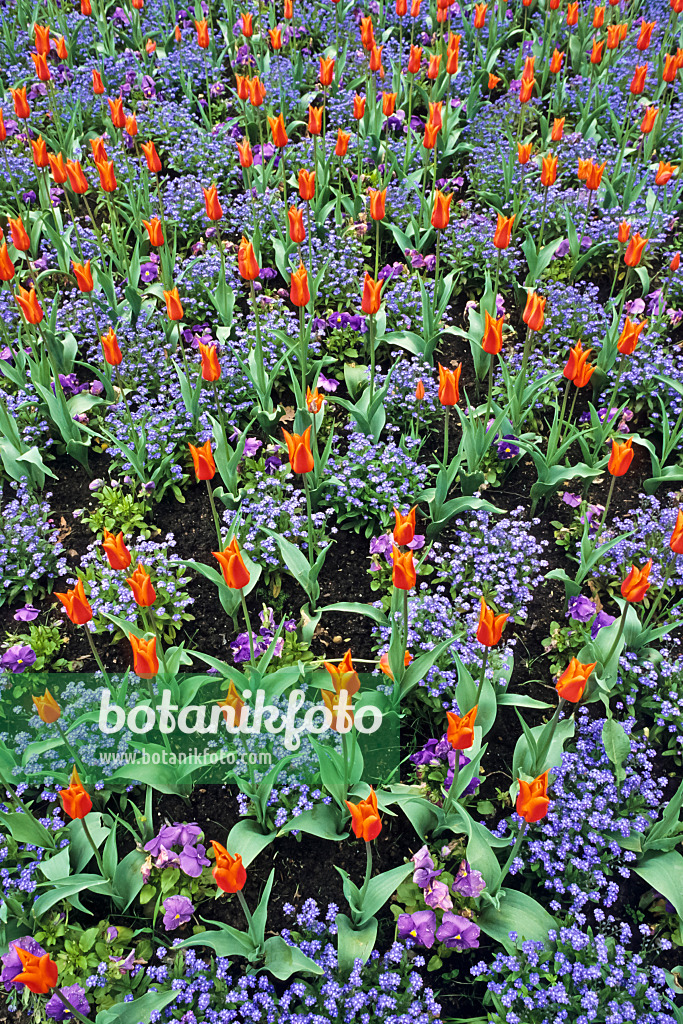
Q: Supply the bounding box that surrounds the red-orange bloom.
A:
[269,27,282,49]
[34,23,51,55]
[618,221,631,244]
[335,129,351,156]
[126,563,157,606]
[523,290,546,331]
[519,77,534,103]
[189,439,216,481]
[655,161,677,186]
[346,788,382,840]
[630,64,648,94]
[407,45,422,73]
[235,74,250,101]
[307,105,323,135]
[48,151,67,183]
[60,767,93,820]
[213,538,251,589]
[624,232,647,267]
[290,263,310,307]
[617,317,645,355]
[238,237,260,280]
[95,158,117,191]
[15,286,43,325]
[493,213,515,249]
[283,426,315,473]
[195,18,210,47]
[369,44,383,72]
[31,53,51,81]
[423,120,439,149]
[563,340,590,382]
[378,650,412,680]
[361,273,383,315]
[92,69,104,94]
[590,38,605,64]
[163,287,184,321]
[549,49,564,73]
[636,19,655,49]
[369,187,386,220]
[488,72,500,90]
[438,362,461,405]
[446,705,478,750]
[125,114,138,136]
[517,770,550,823]
[556,658,596,702]
[10,87,30,119]
[250,79,266,107]
[323,648,361,697]
[392,547,416,590]
[393,505,417,545]
[0,244,15,282]
[353,94,366,119]
[566,2,578,24]
[621,559,652,602]
[102,529,132,571]
[211,841,247,891]
[585,160,606,190]
[107,96,125,128]
[129,634,159,678]
[55,579,92,625]
[608,436,634,476]
[199,341,221,380]
[299,168,316,200]
[518,142,533,164]
[320,56,335,86]
[9,217,30,251]
[551,117,565,141]
[593,5,605,27]
[30,136,48,167]
[382,91,397,116]
[360,15,375,48]
[640,106,658,133]
[541,153,558,186]
[100,327,122,365]
[141,140,162,173]
[473,2,487,28]
[66,159,89,193]
[236,137,253,168]
[12,947,59,995]
[477,597,509,646]
[482,310,504,354]
[268,114,288,147]
[288,206,306,244]
[427,53,442,78]
[431,189,452,230]
[142,217,164,247]
[669,510,683,554]
[203,185,223,220]
[72,259,94,292]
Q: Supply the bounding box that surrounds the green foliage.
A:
[82,485,157,540]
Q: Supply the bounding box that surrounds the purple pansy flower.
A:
[424,879,453,911]
[567,595,596,623]
[591,611,616,638]
[13,605,40,622]
[451,860,486,898]
[46,984,90,1021]
[1,938,47,988]
[178,843,210,878]
[435,912,481,950]
[1,645,37,673]
[162,895,194,931]
[411,846,442,888]
[397,910,437,948]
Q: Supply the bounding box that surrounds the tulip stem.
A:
[81,814,109,881]
[237,889,254,931]
[303,473,316,571]
[443,406,449,465]
[359,839,373,902]
[52,989,93,1024]
[248,280,268,399]
[493,819,528,895]
[85,628,110,686]
[368,313,376,404]
[604,608,627,671]
[142,609,169,678]
[596,474,616,543]
[55,719,88,778]
[484,354,494,425]
[206,479,223,549]
[474,646,489,708]
[299,304,307,400]
[433,231,441,316]
[441,753,459,818]
[239,589,255,665]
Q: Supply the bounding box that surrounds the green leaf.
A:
[174,923,256,957]
[602,718,630,784]
[0,811,55,848]
[32,875,112,917]
[335,912,378,974]
[477,888,556,950]
[262,935,325,979]
[96,989,179,1024]
[225,819,278,867]
[356,861,413,925]
[632,850,683,920]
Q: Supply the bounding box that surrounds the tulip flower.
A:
[125,114,138,136]
[102,530,132,571]
[203,185,223,220]
[290,263,310,306]
[488,73,500,89]
[189,440,216,481]
[593,5,605,27]
[482,310,504,354]
[361,273,383,316]
[268,114,288,147]
[477,597,509,649]
[100,327,122,365]
[670,510,683,554]
[107,97,125,128]
[378,650,413,679]
[34,23,51,55]
[618,221,631,244]
[655,162,677,186]
[393,506,417,545]
[213,538,251,589]
[238,237,259,280]
[415,380,425,400]
[423,121,439,149]
[269,27,282,49]
[0,244,15,282]
[335,129,350,156]
[473,2,487,27]
[521,56,535,81]
[590,39,605,64]
[32,688,61,724]
[9,217,30,251]
[345,788,382,840]
[353,94,366,119]
[217,682,246,728]
[95,158,117,191]
[671,252,680,271]
[608,436,633,476]
[392,547,416,589]
[446,46,459,74]
[549,49,564,73]
[369,44,383,72]
[566,2,578,23]
[319,56,335,87]
[636,19,654,49]
[563,340,588,381]
[621,559,652,602]
[12,948,58,995]
[126,563,156,607]
[516,770,550,823]
[60,766,93,820]
[299,168,316,201]
[431,190,452,230]
[199,341,221,380]
[283,426,315,474]
[518,142,532,164]
[573,355,595,389]
[630,64,648,94]
[92,69,104,94]
[235,74,250,101]
[236,137,253,168]
[211,841,247,891]
[446,706,478,750]
[195,18,210,46]
[65,160,89,193]
[323,649,361,696]
[522,290,546,331]
[556,658,596,702]
[369,188,386,221]
[129,634,159,678]
[31,136,48,166]
[72,260,94,293]
[663,54,678,82]
[10,87,31,119]
[287,207,306,245]
[640,106,658,133]
[142,217,164,247]
[407,45,422,73]
[493,213,515,249]
[141,140,162,173]
[585,160,606,190]
[624,232,647,267]
[427,54,442,79]
[540,154,558,187]
[15,286,43,325]
[307,105,323,136]
[163,287,184,320]
[438,362,461,406]
[617,317,645,355]
[519,78,534,103]
[321,689,354,732]
[249,79,267,108]
[48,152,67,183]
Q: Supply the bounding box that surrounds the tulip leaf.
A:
[224,819,276,868]
[32,875,113,918]
[262,935,325,979]
[336,912,378,974]
[319,602,389,627]
[632,851,683,920]
[277,802,346,841]
[602,718,630,784]
[95,988,180,1024]
[174,923,256,958]
[478,888,556,950]
[0,811,55,849]
[355,861,414,926]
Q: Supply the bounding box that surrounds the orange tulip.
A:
[95,158,117,191]
[32,688,61,724]
[60,766,92,820]
[30,136,48,167]
[235,74,250,101]
[607,436,633,476]
[323,648,361,697]
[125,114,138,136]
[250,79,267,108]
[48,151,67,183]
[621,559,652,602]
[283,426,315,474]
[345,787,382,840]
[31,53,51,81]
[477,597,509,646]
[72,259,94,292]
[321,689,354,732]
[34,23,51,55]
[556,658,596,702]
[573,353,595,388]
[353,94,366,119]
[199,341,221,380]
[10,87,31,119]
[129,634,159,678]
[671,252,681,271]
[100,327,122,365]
[630,64,648,94]
[141,140,162,172]
[593,5,605,27]
[407,45,422,73]
[81,0,92,13]
[392,547,416,590]
[320,56,335,86]
[236,137,253,167]
[290,263,310,306]
[516,770,550,823]
[585,160,606,190]
[438,362,461,405]
[590,39,605,64]
[488,72,500,89]
[378,650,413,680]
[518,142,533,163]
[393,505,417,546]
[446,45,459,75]
[519,78,534,103]
[473,2,487,28]
[655,161,677,186]
[361,273,383,315]
[423,121,440,149]
[65,159,89,193]
[306,386,324,413]
[617,317,645,355]
[640,106,658,133]
[369,188,386,220]
[211,841,247,891]
[142,217,164,247]
[268,114,288,147]
[203,185,223,220]
[15,286,43,325]
[288,207,306,244]
[669,510,683,554]
[335,129,351,156]
[540,153,558,186]
[126,563,156,606]
[624,232,647,267]
[606,24,621,48]
[360,16,375,48]
[92,69,104,94]
[307,105,323,135]
[107,96,125,128]
[482,310,504,354]
[270,27,282,49]
[217,682,246,727]
[446,705,478,750]
[662,54,678,82]
[0,109,5,142]
[189,439,216,481]
[163,287,184,320]
[240,12,253,35]
[636,19,654,49]
[12,947,58,995]
[238,237,260,280]
[195,18,210,47]
[431,189,452,230]
[427,53,442,78]
[9,217,30,251]
[102,530,132,571]
[493,213,514,249]
[566,2,578,24]
[299,168,316,200]
[563,340,590,381]
[549,49,564,73]
[618,221,631,244]
[551,117,565,142]
[382,91,397,116]
[0,244,15,282]
[415,379,425,400]
[523,290,546,331]
[369,44,383,72]
[213,538,251,589]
